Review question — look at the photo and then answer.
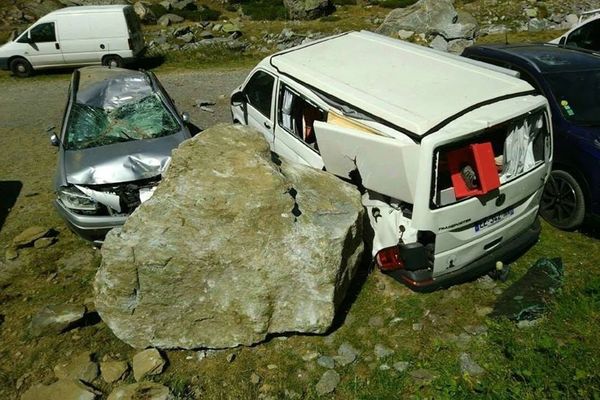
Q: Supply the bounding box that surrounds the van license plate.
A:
[475,208,514,233]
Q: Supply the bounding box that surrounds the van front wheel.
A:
[102,55,123,68]
[10,58,33,77]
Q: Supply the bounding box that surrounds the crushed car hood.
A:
[64,132,187,185]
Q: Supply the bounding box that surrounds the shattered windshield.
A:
[544,70,600,126]
[65,73,181,150]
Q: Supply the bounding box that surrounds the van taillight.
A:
[375,247,404,271]
[128,38,133,50]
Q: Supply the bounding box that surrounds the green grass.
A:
[238,0,288,21]
[371,0,419,9]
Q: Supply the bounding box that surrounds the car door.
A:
[22,21,64,67]
[242,70,276,144]
[272,81,325,169]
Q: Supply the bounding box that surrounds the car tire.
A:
[9,57,33,77]
[102,55,124,68]
[540,169,586,230]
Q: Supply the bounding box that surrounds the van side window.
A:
[567,19,600,50]
[244,71,275,118]
[278,85,326,151]
[30,22,56,43]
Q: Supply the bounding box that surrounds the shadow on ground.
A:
[0,181,22,230]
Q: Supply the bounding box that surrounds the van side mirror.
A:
[50,134,59,147]
[181,112,190,123]
[231,91,246,105]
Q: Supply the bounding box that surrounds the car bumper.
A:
[54,199,127,242]
[384,217,541,292]
[0,57,9,70]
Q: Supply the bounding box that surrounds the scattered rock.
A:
[368,316,384,328]
[222,23,241,34]
[374,344,394,359]
[430,35,448,52]
[178,32,194,43]
[412,322,423,331]
[283,0,333,20]
[459,352,485,376]
[524,8,538,18]
[250,373,261,385]
[334,342,358,366]
[267,364,278,370]
[107,381,171,400]
[101,360,129,383]
[397,29,414,40]
[226,353,236,363]
[132,349,166,381]
[21,380,98,400]
[517,319,541,329]
[317,356,335,369]
[54,352,99,384]
[393,361,409,372]
[409,368,436,383]
[315,370,340,395]
[157,13,184,26]
[302,351,319,361]
[199,106,215,113]
[13,226,50,248]
[94,124,364,350]
[133,1,155,23]
[29,304,86,337]
[34,237,55,249]
[565,14,579,27]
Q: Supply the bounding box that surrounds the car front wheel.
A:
[540,169,586,230]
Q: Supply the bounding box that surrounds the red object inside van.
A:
[447,142,500,198]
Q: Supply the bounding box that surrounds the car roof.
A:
[467,43,600,73]
[75,66,152,108]
[266,31,534,137]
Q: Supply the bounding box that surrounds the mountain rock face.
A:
[95,124,364,349]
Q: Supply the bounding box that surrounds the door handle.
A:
[55,43,60,50]
[263,121,271,129]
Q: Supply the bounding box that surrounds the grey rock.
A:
[132,349,166,381]
[379,364,391,371]
[13,226,50,248]
[429,35,448,52]
[283,0,333,20]
[200,106,215,113]
[409,368,436,382]
[317,355,335,369]
[334,342,358,366]
[178,32,195,43]
[412,322,423,331]
[374,344,394,359]
[397,29,414,40]
[21,380,97,400]
[212,23,223,31]
[565,14,579,27]
[524,8,538,18]
[29,304,86,337]
[54,352,99,383]
[250,373,261,385]
[199,31,214,39]
[528,18,548,32]
[517,319,541,329]
[94,124,364,349]
[222,23,241,34]
[459,352,485,376]
[172,0,196,10]
[34,237,55,249]
[107,382,171,400]
[301,351,319,361]
[377,0,478,40]
[315,370,340,395]
[159,0,171,10]
[393,361,409,372]
[101,360,129,383]
[157,13,184,26]
[133,2,155,23]
[447,38,473,54]
[368,315,384,328]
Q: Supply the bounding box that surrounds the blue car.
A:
[462,44,600,230]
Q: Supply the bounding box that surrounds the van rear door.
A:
[124,6,145,55]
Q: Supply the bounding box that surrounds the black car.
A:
[463,44,600,230]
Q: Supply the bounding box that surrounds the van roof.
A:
[268,31,534,137]
[46,5,129,16]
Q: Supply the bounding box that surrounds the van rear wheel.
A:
[102,55,124,68]
[10,58,33,77]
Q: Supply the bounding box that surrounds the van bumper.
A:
[54,199,127,242]
[384,217,541,292]
[0,58,9,70]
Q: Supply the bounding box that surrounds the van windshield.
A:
[544,70,600,126]
[65,73,180,150]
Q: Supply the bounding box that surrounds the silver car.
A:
[52,66,192,242]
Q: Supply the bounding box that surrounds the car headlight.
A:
[57,186,99,211]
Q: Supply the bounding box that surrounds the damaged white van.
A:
[230,31,553,290]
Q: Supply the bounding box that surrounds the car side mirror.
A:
[50,134,59,147]
[181,112,190,123]
[231,91,246,105]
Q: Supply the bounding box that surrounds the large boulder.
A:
[283,0,334,20]
[377,0,478,41]
[94,124,364,349]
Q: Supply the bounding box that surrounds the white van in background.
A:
[0,5,145,77]
[231,31,553,291]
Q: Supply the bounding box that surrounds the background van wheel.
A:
[10,58,33,77]
[102,55,124,68]
[540,169,586,230]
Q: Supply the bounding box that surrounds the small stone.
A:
[409,369,436,382]
[393,361,409,372]
[34,237,55,249]
[178,32,194,43]
[301,351,319,362]
[54,352,99,383]
[107,381,171,400]
[368,316,384,328]
[315,370,340,395]
[5,247,18,261]
[379,364,391,371]
[101,360,129,383]
[317,356,335,369]
[430,35,448,52]
[21,380,97,400]
[250,373,261,385]
[132,348,166,381]
[397,29,414,40]
[29,304,86,337]
[226,353,236,363]
[459,352,485,376]
[267,364,278,370]
[334,342,358,366]
[524,8,538,18]
[412,323,423,331]
[200,106,215,113]
[517,319,541,329]
[194,99,216,107]
[13,226,50,247]
[374,344,394,359]
[222,23,240,34]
